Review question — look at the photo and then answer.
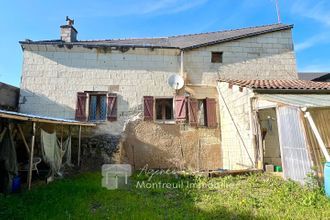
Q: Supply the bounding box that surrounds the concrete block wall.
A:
[217,82,255,170]
[184,29,297,85]
[19,28,297,169]
[20,45,180,134]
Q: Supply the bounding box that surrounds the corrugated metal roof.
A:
[20,23,293,50]
[257,94,330,108]
[0,110,95,126]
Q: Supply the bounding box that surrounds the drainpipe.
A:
[180,50,184,77]
[303,110,330,162]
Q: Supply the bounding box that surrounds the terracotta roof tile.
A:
[219,79,330,90]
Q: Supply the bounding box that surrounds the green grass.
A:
[0,172,329,220]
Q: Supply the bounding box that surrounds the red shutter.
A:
[144,96,154,121]
[75,92,87,121]
[175,96,186,122]
[188,98,198,127]
[107,93,117,121]
[205,98,217,128]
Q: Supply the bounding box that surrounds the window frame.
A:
[211,51,223,63]
[197,99,207,127]
[88,93,108,122]
[154,96,175,124]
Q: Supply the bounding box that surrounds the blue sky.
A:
[1,0,330,86]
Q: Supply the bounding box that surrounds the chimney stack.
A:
[60,16,78,42]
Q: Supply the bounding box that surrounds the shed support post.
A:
[17,124,30,155]
[78,125,82,167]
[28,122,36,190]
[304,111,330,162]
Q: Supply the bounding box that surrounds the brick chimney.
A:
[60,16,77,42]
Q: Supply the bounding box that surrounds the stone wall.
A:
[18,28,297,170]
[121,120,221,171]
[217,82,255,170]
[184,29,297,85]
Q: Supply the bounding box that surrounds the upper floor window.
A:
[211,52,223,63]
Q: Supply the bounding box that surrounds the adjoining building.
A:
[218,79,330,183]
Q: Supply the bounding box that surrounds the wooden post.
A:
[60,125,63,150]
[77,125,82,167]
[17,124,30,155]
[28,122,36,190]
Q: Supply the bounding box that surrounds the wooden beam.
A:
[17,124,30,155]
[0,112,96,127]
[77,125,82,167]
[28,122,36,190]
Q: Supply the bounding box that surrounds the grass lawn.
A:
[0,172,329,219]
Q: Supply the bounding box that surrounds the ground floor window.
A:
[144,96,217,128]
[197,99,206,126]
[89,94,107,121]
[75,92,117,122]
[155,98,173,121]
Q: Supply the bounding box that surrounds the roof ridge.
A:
[167,23,290,39]
[76,23,291,42]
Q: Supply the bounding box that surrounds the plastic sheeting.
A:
[277,106,313,184]
[0,128,18,193]
[41,130,72,177]
[303,108,330,179]
[257,94,330,108]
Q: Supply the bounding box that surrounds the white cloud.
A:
[295,33,330,51]
[79,0,208,18]
[291,0,330,26]
[291,1,330,51]
[142,0,208,14]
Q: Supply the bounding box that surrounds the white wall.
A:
[19,28,297,136]
[184,29,297,85]
[217,82,255,169]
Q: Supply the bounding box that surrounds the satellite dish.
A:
[168,74,184,90]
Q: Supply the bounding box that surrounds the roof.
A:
[257,94,330,108]
[0,110,95,126]
[218,79,330,92]
[20,23,293,50]
[298,72,330,81]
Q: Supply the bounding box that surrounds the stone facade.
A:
[217,82,255,170]
[19,28,298,170]
[184,29,297,85]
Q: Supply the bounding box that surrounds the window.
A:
[75,92,117,122]
[89,94,107,121]
[197,99,206,126]
[211,52,223,63]
[144,96,217,128]
[155,98,173,121]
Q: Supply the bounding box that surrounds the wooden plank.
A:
[28,122,36,190]
[17,124,30,155]
[77,125,82,167]
[0,112,95,127]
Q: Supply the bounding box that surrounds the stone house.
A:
[18,20,298,171]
